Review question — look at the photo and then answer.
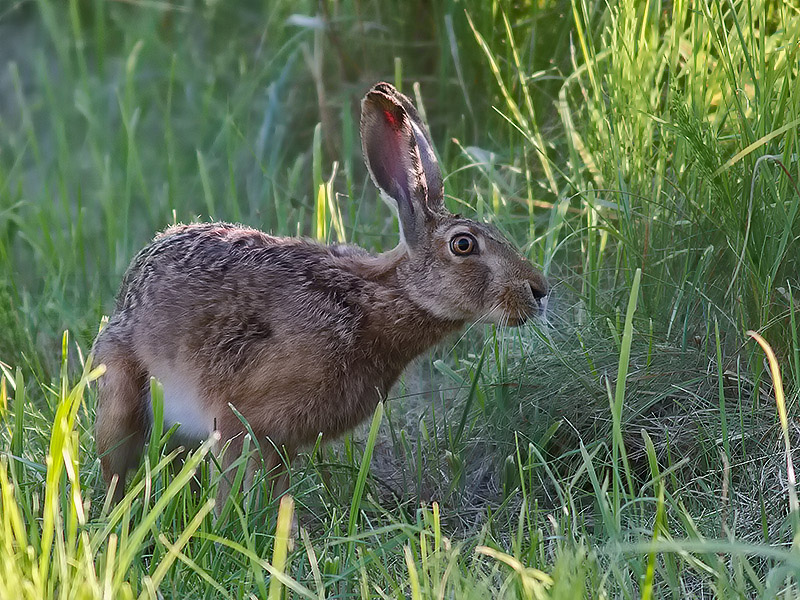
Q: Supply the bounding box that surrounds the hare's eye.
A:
[450,234,477,256]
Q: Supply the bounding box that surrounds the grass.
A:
[1,0,799,597]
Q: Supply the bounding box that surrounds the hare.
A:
[93,82,548,509]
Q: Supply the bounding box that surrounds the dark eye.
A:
[450,234,477,256]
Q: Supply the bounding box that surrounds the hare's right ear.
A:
[361,84,443,249]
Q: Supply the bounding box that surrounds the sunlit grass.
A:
[1,0,799,596]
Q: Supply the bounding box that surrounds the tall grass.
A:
[1,0,799,597]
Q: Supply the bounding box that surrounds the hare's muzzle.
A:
[497,275,549,326]
[530,287,549,319]
[521,276,549,322]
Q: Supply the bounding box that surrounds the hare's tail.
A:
[94,329,150,503]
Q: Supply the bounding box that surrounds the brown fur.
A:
[93,83,548,510]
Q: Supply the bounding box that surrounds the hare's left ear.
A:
[360,83,444,248]
[374,83,444,210]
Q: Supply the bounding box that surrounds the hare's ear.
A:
[372,83,444,211]
[361,83,443,248]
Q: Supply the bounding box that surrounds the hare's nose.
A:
[528,281,548,301]
[526,275,548,301]
[526,277,549,316]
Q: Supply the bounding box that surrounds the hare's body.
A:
[95,83,548,507]
[95,223,462,456]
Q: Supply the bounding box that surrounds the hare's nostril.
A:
[527,281,548,301]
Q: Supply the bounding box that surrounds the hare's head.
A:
[361,83,548,326]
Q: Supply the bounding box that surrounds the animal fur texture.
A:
[93,82,548,508]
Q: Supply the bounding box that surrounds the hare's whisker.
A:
[448,303,504,352]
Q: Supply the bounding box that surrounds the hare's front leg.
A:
[261,444,293,500]
[213,417,294,515]
[212,419,290,514]
[213,419,253,516]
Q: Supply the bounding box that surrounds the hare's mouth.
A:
[496,287,548,327]
[505,304,543,327]
[489,306,534,327]
[505,314,529,327]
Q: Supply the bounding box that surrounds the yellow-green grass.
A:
[1,0,799,596]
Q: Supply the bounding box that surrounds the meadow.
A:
[1,0,799,597]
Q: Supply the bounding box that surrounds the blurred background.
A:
[0,0,574,361]
[1,0,800,597]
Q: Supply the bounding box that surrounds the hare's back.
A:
[117,223,288,311]
[117,223,368,374]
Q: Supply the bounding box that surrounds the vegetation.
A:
[1,0,799,597]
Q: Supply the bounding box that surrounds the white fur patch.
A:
[150,371,212,440]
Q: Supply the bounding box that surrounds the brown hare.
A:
[93,82,548,509]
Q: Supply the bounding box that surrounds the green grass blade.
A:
[347,401,384,560]
[611,268,641,517]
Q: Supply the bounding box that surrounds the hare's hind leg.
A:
[94,340,149,504]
